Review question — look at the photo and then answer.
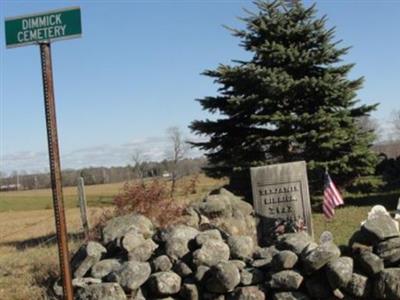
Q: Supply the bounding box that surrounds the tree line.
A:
[0,157,206,191]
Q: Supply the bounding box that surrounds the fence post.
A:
[77,177,90,239]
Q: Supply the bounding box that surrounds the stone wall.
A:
[58,189,400,300]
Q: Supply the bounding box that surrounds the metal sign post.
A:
[5,7,82,300]
[40,42,74,300]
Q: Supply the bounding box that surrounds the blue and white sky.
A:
[1,0,399,174]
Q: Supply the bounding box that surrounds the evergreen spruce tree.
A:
[190,0,378,193]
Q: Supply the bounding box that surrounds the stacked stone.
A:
[55,191,400,300]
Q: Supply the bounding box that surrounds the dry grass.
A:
[0,207,105,300]
[0,174,226,299]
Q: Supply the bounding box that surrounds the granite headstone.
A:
[250,161,313,242]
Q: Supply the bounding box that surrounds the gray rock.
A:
[115,261,151,291]
[230,260,247,270]
[272,291,310,300]
[268,270,303,290]
[374,268,400,300]
[205,261,241,293]
[375,237,400,253]
[75,283,127,300]
[194,265,210,282]
[203,293,226,300]
[239,268,264,285]
[71,241,107,278]
[194,194,231,217]
[102,213,154,244]
[227,235,254,260]
[165,237,190,261]
[173,261,193,278]
[253,246,278,259]
[361,215,400,241]
[345,273,371,298]
[232,286,265,300]
[180,283,199,300]
[72,277,102,288]
[193,239,230,267]
[121,230,146,252]
[326,257,353,289]
[148,271,182,296]
[152,255,173,272]
[271,251,298,270]
[195,229,223,246]
[305,275,332,299]
[131,288,146,300]
[356,251,384,276]
[251,258,272,269]
[277,232,313,255]
[379,248,400,265]
[161,224,199,242]
[128,239,158,262]
[91,259,121,279]
[302,242,341,274]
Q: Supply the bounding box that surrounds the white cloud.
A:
[0,135,205,174]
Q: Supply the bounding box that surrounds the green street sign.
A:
[5,7,81,48]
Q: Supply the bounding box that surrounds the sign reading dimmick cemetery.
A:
[251,161,313,239]
[5,7,81,48]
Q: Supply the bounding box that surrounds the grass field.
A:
[0,174,399,299]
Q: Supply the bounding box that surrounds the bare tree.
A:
[391,109,400,140]
[166,127,188,197]
[132,149,147,185]
[356,115,381,143]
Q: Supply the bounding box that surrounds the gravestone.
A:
[250,161,313,243]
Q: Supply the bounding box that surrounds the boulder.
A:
[268,270,303,290]
[271,251,298,270]
[277,232,313,255]
[173,260,193,278]
[239,268,264,285]
[361,215,399,241]
[180,283,199,300]
[121,230,146,252]
[91,259,121,279]
[205,261,241,293]
[102,213,154,244]
[228,235,254,260]
[345,273,371,298]
[378,248,400,266]
[356,251,384,276]
[375,237,400,254]
[72,277,102,288]
[232,286,265,300]
[253,246,278,259]
[374,268,400,300]
[302,242,341,274]
[193,239,230,267]
[152,255,173,272]
[147,271,182,296]
[114,261,151,291]
[326,257,353,289]
[194,265,210,282]
[195,229,223,246]
[71,241,107,278]
[128,239,158,262]
[75,283,127,300]
[272,291,310,300]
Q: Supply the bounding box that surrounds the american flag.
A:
[323,171,344,219]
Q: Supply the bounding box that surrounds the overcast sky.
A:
[1,0,399,174]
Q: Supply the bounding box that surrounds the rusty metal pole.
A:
[39,42,74,300]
